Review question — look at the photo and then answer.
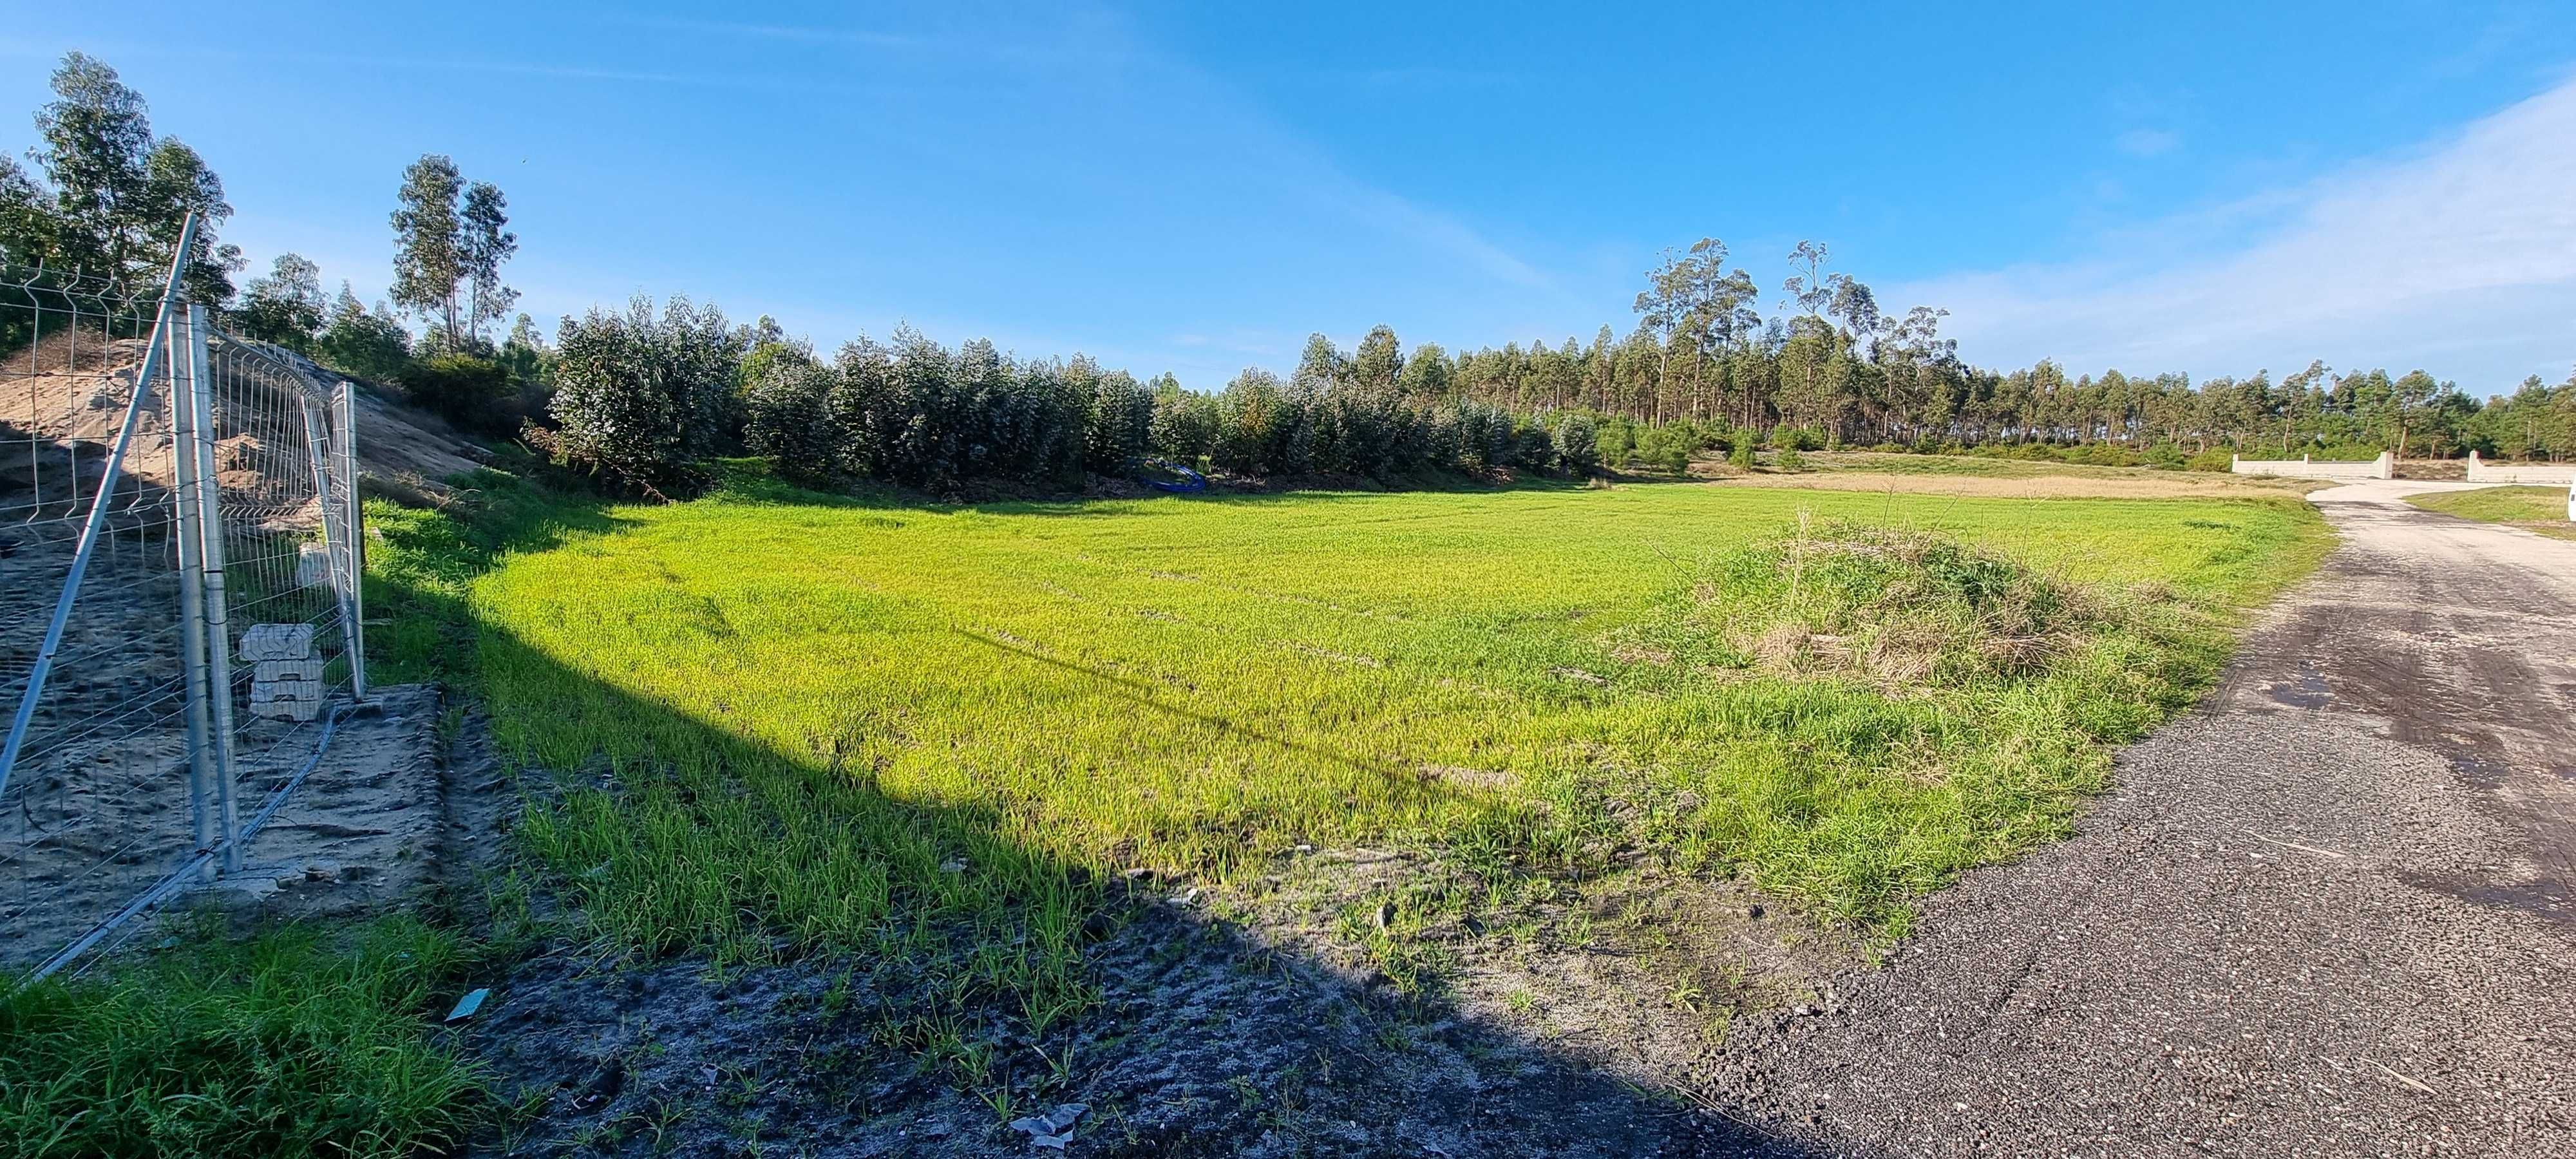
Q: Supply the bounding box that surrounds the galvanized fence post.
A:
[335,380,367,699]
[184,304,240,871]
[167,293,218,881]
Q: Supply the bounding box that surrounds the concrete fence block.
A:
[252,679,321,703]
[253,657,327,682]
[237,623,316,662]
[249,697,323,722]
[2230,452,2391,480]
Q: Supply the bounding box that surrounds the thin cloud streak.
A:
[2116,127,2181,156]
[620,17,928,50]
[1898,73,2576,388]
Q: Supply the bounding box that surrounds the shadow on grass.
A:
[366,469,1815,1157]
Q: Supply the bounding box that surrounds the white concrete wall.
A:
[2465,451,2576,485]
[2230,452,2393,480]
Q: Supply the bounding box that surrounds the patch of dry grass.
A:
[1700,469,2320,500]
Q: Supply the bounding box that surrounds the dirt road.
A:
[1732,480,2576,1157]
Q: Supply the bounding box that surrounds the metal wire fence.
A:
[1,215,366,982]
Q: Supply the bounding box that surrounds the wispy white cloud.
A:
[2114,127,2181,157]
[619,17,927,51]
[1894,73,2576,389]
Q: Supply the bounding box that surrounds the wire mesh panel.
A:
[0,263,200,975]
[3,247,368,979]
[196,319,363,851]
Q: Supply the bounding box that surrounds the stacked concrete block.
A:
[240,623,325,721]
[297,541,332,587]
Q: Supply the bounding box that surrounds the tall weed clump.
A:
[1608,518,2226,930]
[0,917,488,1157]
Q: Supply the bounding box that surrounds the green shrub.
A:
[1552,413,1602,475]
[2184,448,2235,473]
[1729,440,1756,471]
[1776,444,1805,471]
[400,352,514,432]
[1772,426,1826,451]
[743,357,842,484]
[548,296,743,495]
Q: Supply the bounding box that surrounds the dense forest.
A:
[6,53,2573,497]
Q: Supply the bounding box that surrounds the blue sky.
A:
[5,1,2573,393]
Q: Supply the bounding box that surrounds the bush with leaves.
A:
[1076,355,1153,473]
[1149,378,1220,466]
[743,355,842,484]
[547,296,744,495]
[1772,426,1827,452]
[315,283,412,382]
[401,352,513,432]
[232,254,325,350]
[1552,413,1602,475]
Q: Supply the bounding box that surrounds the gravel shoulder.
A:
[1725,480,2576,1156]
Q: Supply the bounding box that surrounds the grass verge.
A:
[0,917,487,1158]
[2404,484,2576,541]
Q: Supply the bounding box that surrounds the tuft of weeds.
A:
[0,915,488,1158]
[1688,520,2136,688]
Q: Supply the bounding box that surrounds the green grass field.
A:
[2405,484,2576,540]
[374,467,2326,983]
[12,467,2329,1153]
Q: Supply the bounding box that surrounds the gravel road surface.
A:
[1733,480,2576,1158]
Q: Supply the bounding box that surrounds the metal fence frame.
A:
[3,211,369,982]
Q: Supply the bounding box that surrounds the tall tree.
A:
[17,53,238,299]
[1350,325,1403,391]
[235,252,325,348]
[1634,238,1759,424]
[1293,333,1347,393]
[390,154,466,343]
[459,180,518,340]
[1782,240,1832,317]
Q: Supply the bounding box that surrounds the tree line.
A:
[8,53,2572,500]
[532,299,1602,495]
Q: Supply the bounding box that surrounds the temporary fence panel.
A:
[2,214,368,982]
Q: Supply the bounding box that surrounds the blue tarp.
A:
[1142,462,1207,493]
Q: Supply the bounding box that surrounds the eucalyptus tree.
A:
[390,155,464,341]
[236,252,326,348]
[10,53,238,299]
[1634,237,1759,424]
[391,154,516,348]
[1396,341,1452,400]
[460,181,518,339]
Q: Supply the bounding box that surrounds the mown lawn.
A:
[2405,484,2576,540]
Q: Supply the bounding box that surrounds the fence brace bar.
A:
[0,213,199,800]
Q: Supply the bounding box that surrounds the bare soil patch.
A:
[459,869,1831,1157]
[0,683,497,970]
[3,328,489,503]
